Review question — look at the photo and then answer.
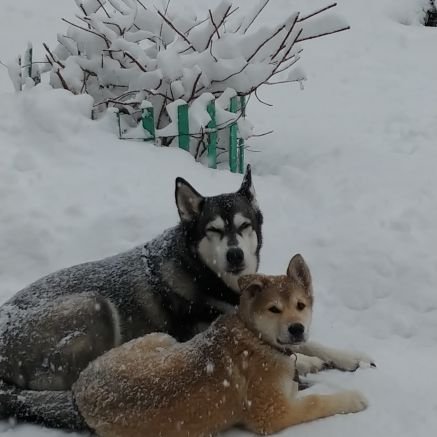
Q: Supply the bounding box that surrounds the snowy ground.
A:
[1,0,437,436]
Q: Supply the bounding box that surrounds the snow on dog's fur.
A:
[73,254,370,437]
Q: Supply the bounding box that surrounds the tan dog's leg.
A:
[295,341,375,371]
[245,389,368,435]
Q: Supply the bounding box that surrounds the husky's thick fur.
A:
[73,254,370,437]
[0,166,263,428]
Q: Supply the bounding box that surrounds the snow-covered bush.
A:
[9,0,349,161]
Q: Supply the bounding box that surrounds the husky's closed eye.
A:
[238,222,252,233]
[207,227,224,237]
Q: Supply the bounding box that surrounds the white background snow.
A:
[1,0,437,436]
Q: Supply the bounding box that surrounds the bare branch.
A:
[298,3,337,22]
[265,78,304,85]
[159,0,171,47]
[94,98,140,108]
[208,10,220,40]
[43,42,65,68]
[296,25,350,42]
[270,13,299,61]
[254,88,273,106]
[274,50,302,74]
[187,71,202,102]
[205,4,232,49]
[185,16,209,34]
[77,2,87,17]
[247,24,286,62]
[240,0,270,33]
[96,0,111,18]
[178,9,240,55]
[123,52,146,71]
[103,21,124,35]
[135,0,148,11]
[55,68,70,91]
[61,18,110,48]
[273,27,303,74]
[157,10,195,51]
[251,129,274,138]
[45,55,53,67]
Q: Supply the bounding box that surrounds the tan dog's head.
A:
[238,254,313,351]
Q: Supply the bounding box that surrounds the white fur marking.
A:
[233,213,250,229]
[206,216,225,232]
[106,300,122,346]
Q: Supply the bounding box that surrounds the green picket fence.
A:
[116,95,246,174]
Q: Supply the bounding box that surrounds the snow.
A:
[1,0,437,436]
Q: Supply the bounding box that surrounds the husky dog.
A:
[72,254,370,437]
[0,165,263,428]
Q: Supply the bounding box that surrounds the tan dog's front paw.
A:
[338,390,368,414]
[295,354,327,375]
[327,351,376,372]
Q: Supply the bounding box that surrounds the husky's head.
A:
[238,254,314,350]
[175,165,263,292]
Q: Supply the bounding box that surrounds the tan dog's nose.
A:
[288,323,305,340]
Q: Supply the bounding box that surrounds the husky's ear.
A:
[287,254,312,294]
[238,164,257,204]
[175,177,204,223]
[238,275,264,297]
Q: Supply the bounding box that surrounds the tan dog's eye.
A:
[296,302,306,311]
[268,306,282,314]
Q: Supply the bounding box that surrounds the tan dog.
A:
[73,254,369,436]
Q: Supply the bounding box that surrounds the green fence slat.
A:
[207,101,217,169]
[229,96,238,173]
[141,103,155,140]
[28,45,33,79]
[116,110,122,139]
[238,96,246,174]
[18,55,22,92]
[178,103,189,151]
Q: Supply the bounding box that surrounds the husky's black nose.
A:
[226,247,244,267]
[288,323,305,340]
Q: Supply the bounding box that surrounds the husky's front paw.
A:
[296,354,328,375]
[327,351,376,372]
[338,390,368,414]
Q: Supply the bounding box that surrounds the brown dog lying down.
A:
[73,254,370,436]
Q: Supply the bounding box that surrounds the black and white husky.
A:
[0,165,263,429]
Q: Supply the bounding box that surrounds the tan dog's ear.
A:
[287,254,312,293]
[238,275,264,297]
